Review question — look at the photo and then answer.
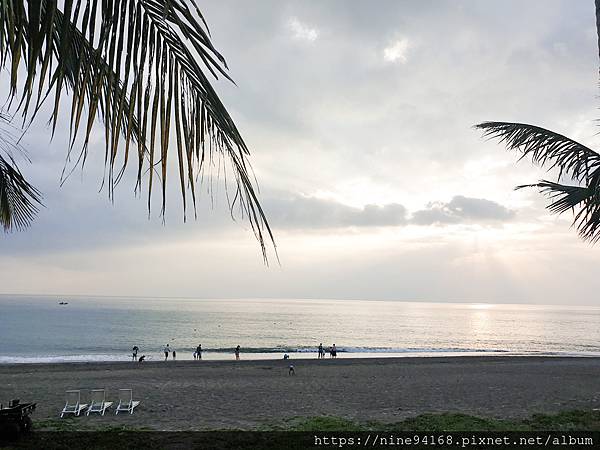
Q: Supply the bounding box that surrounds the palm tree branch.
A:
[1,0,274,259]
[0,112,43,232]
[517,180,600,243]
[475,121,600,184]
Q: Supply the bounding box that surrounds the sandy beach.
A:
[1,356,600,430]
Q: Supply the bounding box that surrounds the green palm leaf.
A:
[0,113,43,232]
[475,121,600,183]
[476,121,600,243]
[518,180,600,243]
[0,1,274,258]
[0,154,42,232]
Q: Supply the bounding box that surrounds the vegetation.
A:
[2,410,598,449]
[475,122,600,243]
[0,1,272,257]
[277,410,600,432]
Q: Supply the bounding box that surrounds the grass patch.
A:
[32,418,77,432]
[273,416,364,431]
[278,410,600,431]
[525,410,600,431]
[2,410,599,449]
[31,418,151,432]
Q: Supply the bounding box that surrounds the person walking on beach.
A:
[132,345,139,361]
[318,343,323,359]
[173,349,177,360]
[331,344,337,359]
[196,344,202,360]
[235,345,240,360]
[163,344,170,361]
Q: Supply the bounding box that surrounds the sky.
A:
[1,0,600,304]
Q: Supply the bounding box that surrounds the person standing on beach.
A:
[235,345,240,360]
[196,344,202,360]
[163,344,170,361]
[331,344,337,359]
[318,343,323,359]
[132,345,139,361]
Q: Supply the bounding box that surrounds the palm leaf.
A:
[518,180,600,243]
[0,154,42,232]
[0,113,42,231]
[476,121,600,243]
[475,121,600,184]
[0,1,274,259]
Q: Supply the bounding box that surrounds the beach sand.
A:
[1,357,600,430]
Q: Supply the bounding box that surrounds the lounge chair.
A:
[86,389,113,416]
[60,390,88,418]
[115,389,140,415]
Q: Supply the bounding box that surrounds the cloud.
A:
[265,193,407,228]
[288,17,319,42]
[411,196,516,225]
[265,193,515,229]
[383,38,410,63]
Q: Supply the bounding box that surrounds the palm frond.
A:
[0,113,43,232]
[476,121,600,243]
[0,152,42,232]
[518,179,600,243]
[0,1,274,259]
[475,121,600,184]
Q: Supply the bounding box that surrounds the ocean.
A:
[1,295,599,363]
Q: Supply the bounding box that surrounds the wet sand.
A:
[1,357,600,430]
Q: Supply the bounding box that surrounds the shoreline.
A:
[3,356,600,430]
[2,351,600,366]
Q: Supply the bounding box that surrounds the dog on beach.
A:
[138,355,146,362]
[288,364,295,375]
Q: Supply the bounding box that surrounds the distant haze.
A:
[1,0,600,305]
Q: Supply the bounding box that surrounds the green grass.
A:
[2,410,599,449]
[275,409,600,431]
[33,418,151,432]
[32,418,77,432]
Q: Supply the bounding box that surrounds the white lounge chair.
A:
[86,389,113,416]
[115,389,140,415]
[60,390,88,417]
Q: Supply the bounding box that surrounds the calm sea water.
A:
[1,295,599,363]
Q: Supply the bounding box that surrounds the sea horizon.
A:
[3,292,600,309]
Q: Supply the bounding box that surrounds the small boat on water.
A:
[58,301,69,305]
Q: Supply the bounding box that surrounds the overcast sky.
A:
[2,0,600,304]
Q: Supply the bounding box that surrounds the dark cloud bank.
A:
[266,193,515,229]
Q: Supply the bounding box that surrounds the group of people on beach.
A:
[131,343,339,361]
[131,346,146,362]
[163,344,177,360]
[318,343,337,359]
[193,344,202,359]
[153,343,241,360]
